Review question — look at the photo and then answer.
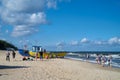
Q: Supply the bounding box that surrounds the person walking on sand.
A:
[6,51,10,61]
[12,50,16,60]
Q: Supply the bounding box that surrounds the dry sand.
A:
[0,51,120,80]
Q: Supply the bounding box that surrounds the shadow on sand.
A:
[0,65,29,69]
[0,74,8,76]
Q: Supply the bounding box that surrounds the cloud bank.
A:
[55,37,120,51]
[0,0,69,37]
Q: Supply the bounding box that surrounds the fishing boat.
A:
[18,46,66,58]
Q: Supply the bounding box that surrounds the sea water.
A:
[65,52,120,68]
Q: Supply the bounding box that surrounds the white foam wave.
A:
[65,57,120,68]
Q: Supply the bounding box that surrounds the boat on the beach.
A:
[18,46,66,58]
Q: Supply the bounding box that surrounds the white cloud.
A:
[30,12,47,24]
[56,41,66,50]
[46,0,71,9]
[2,0,45,13]
[94,40,108,45]
[11,25,39,37]
[46,37,120,51]
[94,41,102,45]
[80,38,89,43]
[70,40,79,46]
[47,0,57,9]
[108,37,120,45]
[56,42,65,47]
[0,0,46,37]
[0,0,69,37]
[12,30,32,37]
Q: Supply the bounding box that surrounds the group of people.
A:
[35,48,46,61]
[96,54,112,67]
[6,50,16,61]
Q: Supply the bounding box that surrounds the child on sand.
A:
[6,51,10,61]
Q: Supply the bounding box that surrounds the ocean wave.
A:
[65,56,120,68]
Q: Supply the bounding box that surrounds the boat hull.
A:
[18,49,30,56]
[29,51,66,58]
[18,49,66,58]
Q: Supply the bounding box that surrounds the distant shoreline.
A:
[65,57,120,70]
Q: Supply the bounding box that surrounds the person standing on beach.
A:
[35,52,38,61]
[39,51,43,60]
[101,55,107,67]
[12,50,16,60]
[96,54,102,64]
[96,55,99,64]
[39,47,43,60]
[98,55,102,64]
[6,51,10,61]
[107,55,112,67]
[35,47,39,61]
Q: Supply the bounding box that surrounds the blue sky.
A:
[0,0,120,51]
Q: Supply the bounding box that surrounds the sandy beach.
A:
[0,51,120,80]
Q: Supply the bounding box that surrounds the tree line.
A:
[0,40,18,50]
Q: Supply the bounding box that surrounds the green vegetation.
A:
[0,40,18,50]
